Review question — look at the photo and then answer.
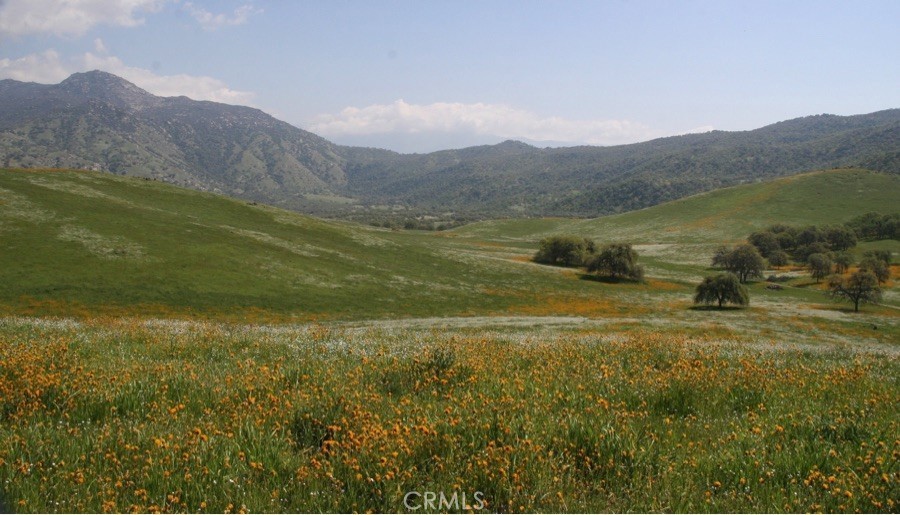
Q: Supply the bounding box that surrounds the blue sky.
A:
[1,0,898,153]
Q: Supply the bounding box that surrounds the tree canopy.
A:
[714,244,765,283]
[859,257,891,284]
[807,253,833,283]
[829,271,882,312]
[587,243,644,281]
[533,236,595,267]
[694,273,749,308]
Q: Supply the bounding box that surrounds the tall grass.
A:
[1,318,896,512]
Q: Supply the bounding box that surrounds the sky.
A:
[0,0,898,153]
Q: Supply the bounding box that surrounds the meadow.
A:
[1,317,897,513]
[0,168,898,512]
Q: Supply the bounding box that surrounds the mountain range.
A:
[1,70,898,219]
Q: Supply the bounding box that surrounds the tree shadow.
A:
[577,274,642,284]
[811,303,873,314]
[688,305,747,311]
[792,280,824,288]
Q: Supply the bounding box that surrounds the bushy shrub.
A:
[534,236,596,267]
[586,243,644,281]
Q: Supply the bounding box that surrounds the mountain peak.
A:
[58,70,158,108]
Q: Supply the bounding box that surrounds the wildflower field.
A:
[1,317,897,513]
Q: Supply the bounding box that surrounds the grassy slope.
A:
[1,167,897,327]
[450,168,900,279]
[452,168,900,243]
[444,168,900,322]
[0,168,633,320]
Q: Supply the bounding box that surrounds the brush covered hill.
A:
[0,71,349,207]
[1,71,898,218]
[342,114,900,217]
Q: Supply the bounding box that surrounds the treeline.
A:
[533,236,644,281]
[746,212,898,265]
[845,212,900,241]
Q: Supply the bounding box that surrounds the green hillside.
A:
[0,169,598,319]
[1,167,897,322]
[453,168,900,244]
[449,168,900,291]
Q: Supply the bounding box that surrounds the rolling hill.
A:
[1,167,897,320]
[0,167,613,319]
[449,167,900,283]
[1,71,898,220]
[451,168,900,244]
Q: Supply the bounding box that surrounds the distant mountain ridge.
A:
[1,71,898,217]
[0,71,348,205]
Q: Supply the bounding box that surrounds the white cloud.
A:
[0,48,255,105]
[93,37,108,53]
[310,100,658,147]
[0,50,71,83]
[0,0,165,38]
[182,2,260,31]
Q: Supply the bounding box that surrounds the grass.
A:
[2,167,897,319]
[0,318,896,513]
[452,168,900,245]
[0,169,619,320]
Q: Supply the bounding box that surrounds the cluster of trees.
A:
[747,213,898,267]
[845,212,900,241]
[805,249,891,285]
[533,236,644,281]
[533,236,597,267]
[534,227,891,312]
[701,242,892,311]
[748,224,857,264]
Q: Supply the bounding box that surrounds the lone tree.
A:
[714,244,765,283]
[829,270,882,312]
[534,236,595,267]
[807,253,833,283]
[694,273,749,308]
[587,243,644,281]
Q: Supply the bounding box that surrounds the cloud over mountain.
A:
[309,100,658,147]
[0,45,255,105]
